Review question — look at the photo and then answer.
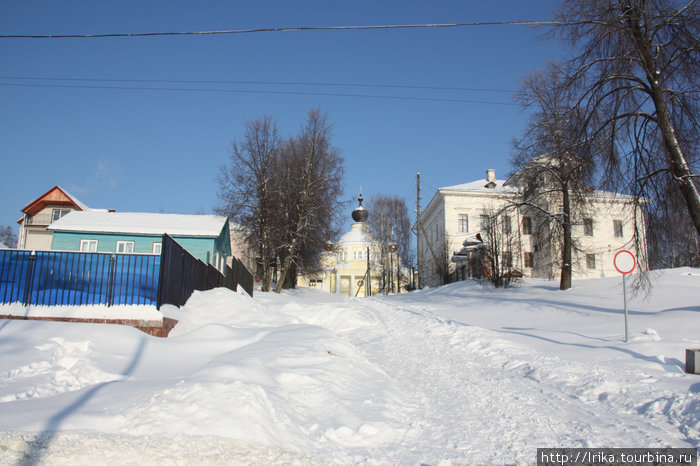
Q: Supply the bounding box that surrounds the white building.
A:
[418,169,647,287]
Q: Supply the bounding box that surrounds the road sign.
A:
[614,250,636,274]
[613,250,636,342]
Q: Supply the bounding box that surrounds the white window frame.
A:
[584,218,594,236]
[79,239,98,252]
[116,241,135,254]
[152,242,162,254]
[458,214,469,233]
[52,208,71,222]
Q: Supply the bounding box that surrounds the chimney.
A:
[485,169,497,189]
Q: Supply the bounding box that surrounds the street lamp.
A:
[388,243,397,293]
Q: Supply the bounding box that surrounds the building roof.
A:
[48,211,229,238]
[21,186,98,216]
[337,222,380,246]
[440,178,519,194]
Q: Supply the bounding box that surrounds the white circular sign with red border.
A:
[614,250,636,275]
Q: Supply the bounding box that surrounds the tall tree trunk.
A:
[625,3,700,239]
[560,185,573,290]
[274,237,298,293]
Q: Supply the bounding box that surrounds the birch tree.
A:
[554,0,700,243]
[365,194,413,288]
[273,109,345,292]
[512,62,599,290]
[216,116,280,292]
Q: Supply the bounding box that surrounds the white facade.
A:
[418,169,647,287]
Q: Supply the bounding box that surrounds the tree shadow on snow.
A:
[19,336,148,466]
[495,328,687,373]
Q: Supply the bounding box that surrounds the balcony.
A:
[24,214,55,226]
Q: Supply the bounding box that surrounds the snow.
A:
[47,211,228,237]
[441,178,518,193]
[0,303,163,321]
[0,269,698,464]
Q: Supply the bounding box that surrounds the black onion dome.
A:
[351,193,369,223]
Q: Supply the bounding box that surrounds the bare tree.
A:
[365,194,414,289]
[481,210,522,288]
[554,0,700,244]
[512,61,598,290]
[0,225,17,248]
[273,108,345,293]
[216,116,280,292]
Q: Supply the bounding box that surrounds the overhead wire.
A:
[0,20,582,39]
[0,81,517,105]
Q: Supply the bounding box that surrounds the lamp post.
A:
[388,243,398,293]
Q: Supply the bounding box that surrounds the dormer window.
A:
[52,208,71,222]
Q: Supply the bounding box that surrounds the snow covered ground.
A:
[0,268,698,464]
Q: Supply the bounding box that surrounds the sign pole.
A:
[623,273,628,342]
[613,250,636,343]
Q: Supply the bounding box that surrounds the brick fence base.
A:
[0,315,179,338]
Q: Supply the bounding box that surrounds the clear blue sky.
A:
[1,0,567,237]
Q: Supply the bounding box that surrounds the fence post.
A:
[107,254,117,307]
[22,251,36,305]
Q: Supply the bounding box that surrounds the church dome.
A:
[351,194,369,223]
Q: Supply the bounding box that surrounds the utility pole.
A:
[366,246,371,296]
[416,172,422,290]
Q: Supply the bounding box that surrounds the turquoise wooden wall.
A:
[50,228,230,267]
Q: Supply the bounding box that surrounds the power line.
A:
[0,20,580,39]
[0,75,515,94]
[0,81,518,105]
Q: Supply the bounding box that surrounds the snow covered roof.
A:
[440,178,519,194]
[48,211,228,237]
[337,223,380,246]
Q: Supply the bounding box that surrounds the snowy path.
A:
[346,297,695,463]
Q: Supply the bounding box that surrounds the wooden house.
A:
[17,186,108,250]
[48,211,232,272]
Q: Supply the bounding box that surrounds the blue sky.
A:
[1,0,567,237]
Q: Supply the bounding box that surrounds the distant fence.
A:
[157,234,253,308]
[0,234,253,309]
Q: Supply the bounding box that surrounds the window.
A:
[116,241,135,254]
[480,214,490,232]
[584,218,593,236]
[52,209,71,222]
[524,252,534,268]
[502,216,511,235]
[586,254,596,269]
[79,239,98,252]
[613,220,624,238]
[152,242,162,254]
[458,214,469,233]
[503,252,513,269]
[522,216,532,235]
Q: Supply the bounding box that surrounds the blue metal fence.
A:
[1,235,253,310]
[0,249,160,307]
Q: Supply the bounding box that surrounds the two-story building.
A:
[17,186,109,250]
[419,169,647,287]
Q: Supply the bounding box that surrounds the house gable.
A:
[21,186,89,216]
